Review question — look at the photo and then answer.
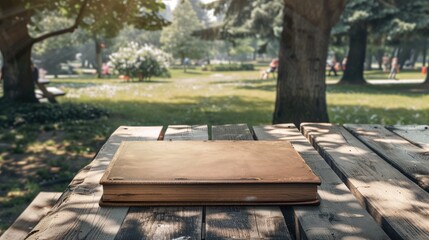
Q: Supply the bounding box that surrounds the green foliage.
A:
[114,26,162,49]
[32,14,81,74]
[203,0,283,54]
[0,101,108,128]
[210,63,255,71]
[160,0,206,61]
[109,42,171,80]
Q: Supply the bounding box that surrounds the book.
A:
[99,141,321,206]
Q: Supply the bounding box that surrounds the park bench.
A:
[35,79,65,102]
[2,123,428,239]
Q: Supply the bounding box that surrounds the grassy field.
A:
[0,68,428,235]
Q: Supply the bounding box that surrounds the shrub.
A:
[210,64,255,71]
[109,42,172,81]
[0,101,108,128]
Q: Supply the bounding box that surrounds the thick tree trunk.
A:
[0,19,37,103]
[94,38,103,78]
[340,24,367,84]
[398,45,411,70]
[422,40,427,67]
[3,47,37,102]
[273,0,345,126]
[376,49,384,70]
[365,48,372,70]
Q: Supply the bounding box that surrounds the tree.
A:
[189,0,211,27]
[32,14,81,77]
[0,0,168,103]
[334,0,397,85]
[273,0,346,126]
[205,0,345,125]
[160,0,205,72]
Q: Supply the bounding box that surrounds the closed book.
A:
[99,141,321,206]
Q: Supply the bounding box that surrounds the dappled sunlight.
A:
[303,123,429,238]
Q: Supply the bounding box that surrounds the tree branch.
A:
[31,0,90,44]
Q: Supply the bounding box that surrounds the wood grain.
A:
[114,125,206,240]
[26,126,163,240]
[388,125,429,149]
[205,124,291,239]
[212,124,253,140]
[254,124,389,240]
[0,192,61,240]
[164,125,208,141]
[345,124,429,191]
[302,123,429,239]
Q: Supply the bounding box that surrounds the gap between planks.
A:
[26,126,163,240]
[302,123,429,239]
[253,124,389,240]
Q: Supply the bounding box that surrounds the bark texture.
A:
[273,0,345,126]
[0,0,88,102]
[340,24,367,85]
[0,16,37,102]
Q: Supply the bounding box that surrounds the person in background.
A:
[261,58,279,80]
[102,63,110,77]
[382,55,390,72]
[342,57,347,71]
[388,57,400,80]
[327,57,338,76]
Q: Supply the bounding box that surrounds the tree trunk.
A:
[365,48,372,70]
[398,45,411,70]
[2,47,37,103]
[273,0,345,126]
[0,16,38,103]
[376,49,384,70]
[340,24,367,84]
[422,40,427,67]
[95,38,103,78]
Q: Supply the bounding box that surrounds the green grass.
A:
[0,68,428,236]
[51,68,428,126]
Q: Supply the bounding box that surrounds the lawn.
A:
[0,68,428,235]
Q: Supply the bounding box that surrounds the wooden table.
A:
[2,124,429,240]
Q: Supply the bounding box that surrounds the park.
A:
[0,0,429,239]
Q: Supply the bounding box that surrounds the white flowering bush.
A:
[109,42,171,81]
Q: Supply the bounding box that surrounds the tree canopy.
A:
[160,0,206,70]
[0,0,169,102]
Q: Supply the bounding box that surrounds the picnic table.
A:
[2,124,429,240]
[35,79,65,102]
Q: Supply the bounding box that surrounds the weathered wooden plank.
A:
[302,123,429,240]
[212,124,253,140]
[254,124,389,240]
[0,192,61,240]
[164,125,208,141]
[345,124,429,191]
[114,125,206,240]
[388,125,429,149]
[26,126,163,240]
[205,124,291,239]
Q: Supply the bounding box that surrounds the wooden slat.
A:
[164,125,209,141]
[388,125,429,149]
[212,124,253,140]
[0,192,61,240]
[254,124,389,239]
[302,123,429,239]
[345,124,429,191]
[114,125,206,240]
[205,124,291,239]
[26,126,163,240]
